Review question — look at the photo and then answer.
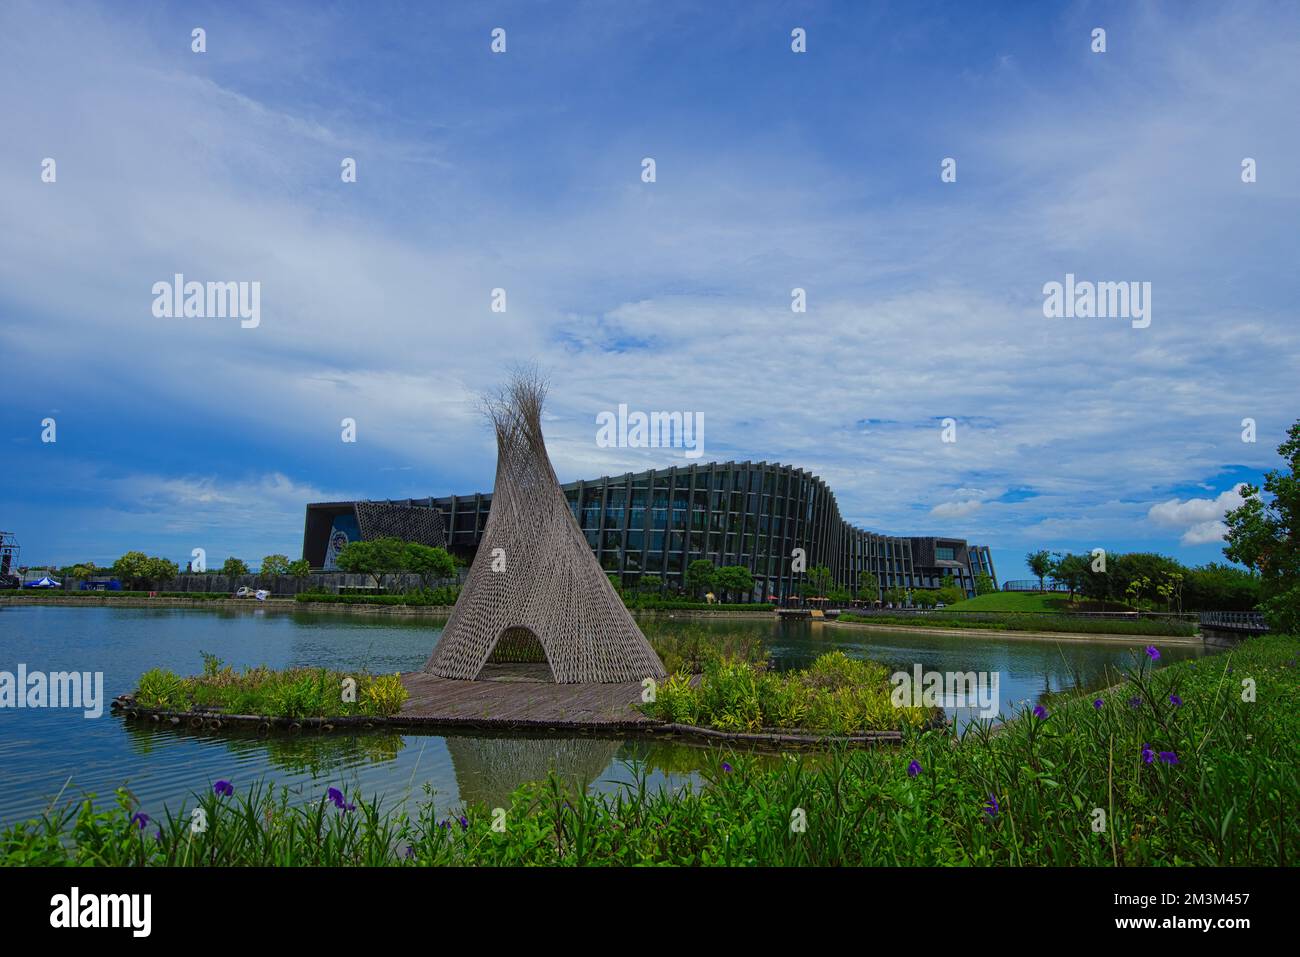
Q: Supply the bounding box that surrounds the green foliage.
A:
[714,565,754,602]
[803,564,832,598]
[132,655,408,718]
[685,559,716,600]
[260,554,290,576]
[974,572,996,596]
[221,557,250,577]
[1225,419,1300,633]
[286,558,312,579]
[334,537,408,588]
[1025,549,1052,591]
[645,624,768,674]
[646,650,933,735]
[857,571,880,600]
[935,583,964,605]
[402,543,457,589]
[8,635,1298,866]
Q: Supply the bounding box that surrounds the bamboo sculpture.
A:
[423,369,667,683]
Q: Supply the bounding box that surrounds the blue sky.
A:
[1,0,1297,580]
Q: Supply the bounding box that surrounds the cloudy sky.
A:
[1,0,1297,580]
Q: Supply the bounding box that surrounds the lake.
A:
[0,604,1208,827]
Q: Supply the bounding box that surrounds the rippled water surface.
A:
[0,604,1207,826]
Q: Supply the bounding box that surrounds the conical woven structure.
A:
[423,371,666,684]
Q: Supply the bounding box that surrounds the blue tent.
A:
[24,576,61,588]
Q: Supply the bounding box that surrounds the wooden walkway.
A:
[395,665,653,731]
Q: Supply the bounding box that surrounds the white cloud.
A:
[930,500,983,519]
[1147,486,1246,545]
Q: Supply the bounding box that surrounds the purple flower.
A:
[1159,751,1179,765]
[437,819,450,830]
[907,760,922,778]
[982,794,999,818]
[1141,744,1154,765]
[1128,697,1143,709]
[1032,705,1048,720]
[131,812,150,829]
[1093,698,1104,709]
[327,787,345,807]
[721,762,732,773]
[213,780,234,797]
[459,815,468,830]
[155,828,164,844]
[404,846,415,859]
[1169,694,1183,708]
[1145,646,1160,661]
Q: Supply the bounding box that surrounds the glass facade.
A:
[346,461,998,601]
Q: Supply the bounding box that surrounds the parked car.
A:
[234,586,256,598]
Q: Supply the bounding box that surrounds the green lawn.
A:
[947,591,1127,613]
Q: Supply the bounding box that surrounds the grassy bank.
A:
[839,611,1196,638]
[133,653,408,718]
[11,634,1294,865]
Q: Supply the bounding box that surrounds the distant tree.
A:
[403,543,457,590]
[827,586,853,604]
[974,572,996,596]
[335,539,406,589]
[882,586,908,606]
[1225,420,1300,632]
[715,565,754,603]
[912,589,937,608]
[806,564,832,598]
[639,574,663,595]
[145,557,179,582]
[857,571,880,601]
[1025,550,1052,592]
[935,583,964,606]
[1049,552,1089,602]
[1183,563,1260,611]
[260,554,290,576]
[685,559,716,600]
[286,558,312,580]
[221,557,250,578]
[111,551,152,589]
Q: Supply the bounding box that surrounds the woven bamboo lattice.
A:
[423,371,667,684]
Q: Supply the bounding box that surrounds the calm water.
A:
[0,605,1208,827]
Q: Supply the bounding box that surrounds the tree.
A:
[639,574,663,595]
[260,554,290,576]
[286,558,312,580]
[882,586,908,606]
[935,583,964,606]
[974,572,996,596]
[912,589,937,608]
[1225,419,1300,633]
[403,543,456,590]
[686,559,716,600]
[715,565,754,603]
[1025,550,1052,592]
[334,539,409,589]
[857,571,880,602]
[221,557,250,577]
[111,551,152,589]
[805,564,832,598]
[1049,552,1089,602]
[145,557,179,582]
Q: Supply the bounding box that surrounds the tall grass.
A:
[133,653,408,718]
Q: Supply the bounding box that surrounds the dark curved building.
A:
[303,460,995,601]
